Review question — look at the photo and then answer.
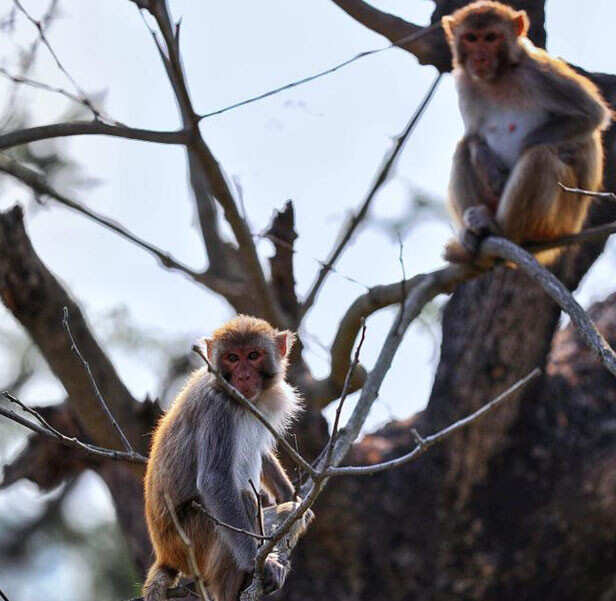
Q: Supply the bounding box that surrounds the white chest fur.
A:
[231,381,301,492]
[232,412,273,492]
[478,103,547,168]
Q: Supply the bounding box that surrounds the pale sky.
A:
[0,1,614,598]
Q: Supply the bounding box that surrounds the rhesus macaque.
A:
[143,315,305,601]
[442,1,611,264]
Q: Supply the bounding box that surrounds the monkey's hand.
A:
[262,554,288,595]
[468,135,509,200]
[463,205,501,237]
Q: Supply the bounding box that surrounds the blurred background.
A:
[0,1,614,599]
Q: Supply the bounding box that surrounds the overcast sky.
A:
[0,1,615,598]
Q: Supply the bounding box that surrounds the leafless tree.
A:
[1,1,616,600]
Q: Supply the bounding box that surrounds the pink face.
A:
[221,346,267,400]
[460,28,505,81]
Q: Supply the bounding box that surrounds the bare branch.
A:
[144,1,283,324]
[482,237,616,378]
[0,66,95,117]
[13,0,106,121]
[164,492,211,601]
[326,368,541,476]
[248,479,265,544]
[0,120,190,150]
[191,501,270,541]
[526,221,616,253]
[300,73,442,319]
[0,154,243,297]
[324,319,367,466]
[62,307,134,453]
[191,344,317,478]
[0,392,147,464]
[559,182,616,203]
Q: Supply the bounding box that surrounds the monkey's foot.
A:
[263,555,288,595]
[462,205,500,236]
[443,236,478,264]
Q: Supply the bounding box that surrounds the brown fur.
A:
[442,2,611,266]
[143,316,303,601]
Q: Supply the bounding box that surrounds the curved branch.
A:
[0,120,191,150]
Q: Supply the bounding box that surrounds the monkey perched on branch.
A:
[442,0,612,265]
[143,315,309,601]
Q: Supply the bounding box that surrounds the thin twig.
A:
[164,492,211,601]
[0,154,242,297]
[198,24,440,121]
[0,587,9,601]
[300,72,442,319]
[13,0,107,121]
[248,478,266,545]
[0,66,92,116]
[323,319,367,467]
[191,344,317,477]
[0,393,147,463]
[62,307,134,453]
[559,182,616,203]
[326,368,541,476]
[191,501,270,541]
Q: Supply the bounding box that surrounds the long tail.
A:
[143,563,178,601]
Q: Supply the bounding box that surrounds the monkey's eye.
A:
[463,32,478,42]
[484,32,499,42]
[247,351,260,361]
[227,353,239,363]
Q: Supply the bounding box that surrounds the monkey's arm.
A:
[195,417,258,570]
[261,451,294,503]
[522,59,611,149]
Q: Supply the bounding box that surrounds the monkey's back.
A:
[144,367,220,573]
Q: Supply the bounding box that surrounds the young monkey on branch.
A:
[443,1,612,265]
[143,315,305,601]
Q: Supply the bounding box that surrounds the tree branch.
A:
[482,237,616,378]
[300,73,442,319]
[144,0,283,324]
[0,392,147,463]
[0,120,191,150]
[0,206,149,455]
[326,367,541,476]
[0,154,244,298]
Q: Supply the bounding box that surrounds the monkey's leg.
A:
[495,145,579,264]
[445,135,500,263]
[143,563,179,601]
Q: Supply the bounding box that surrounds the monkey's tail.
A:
[143,563,178,601]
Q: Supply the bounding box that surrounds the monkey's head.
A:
[204,315,295,401]
[442,1,529,82]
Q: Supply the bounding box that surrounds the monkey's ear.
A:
[275,331,295,358]
[512,10,529,37]
[441,15,454,38]
[202,338,215,360]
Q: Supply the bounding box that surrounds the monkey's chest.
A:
[480,107,546,168]
[233,416,274,491]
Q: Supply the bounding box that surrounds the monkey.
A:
[442,1,612,265]
[143,315,305,601]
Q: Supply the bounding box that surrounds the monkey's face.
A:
[220,345,271,400]
[459,26,507,82]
